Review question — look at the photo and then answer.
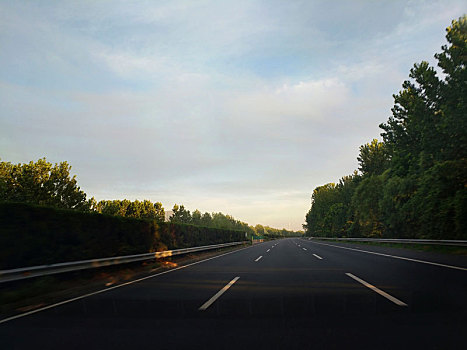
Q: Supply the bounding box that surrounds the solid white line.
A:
[313,254,322,260]
[302,248,307,251]
[198,277,240,311]
[0,245,253,325]
[255,256,263,262]
[266,249,270,252]
[308,240,467,271]
[346,273,407,306]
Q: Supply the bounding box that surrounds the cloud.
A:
[228,78,350,121]
[96,51,170,79]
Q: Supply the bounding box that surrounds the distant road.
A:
[1,238,466,349]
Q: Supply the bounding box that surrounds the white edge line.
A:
[255,256,263,262]
[0,245,253,325]
[198,276,240,311]
[308,240,467,271]
[312,254,323,260]
[346,273,407,306]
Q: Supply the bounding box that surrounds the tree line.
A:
[0,159,302,238]
[0,202,247,269]
[304,16,466,240]
[91,199,165,221]
[169,204,302,237]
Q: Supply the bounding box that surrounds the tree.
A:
[170,204,191,224]
[304,183,338,237]
[379,61,441,176]
[254,224,265,235]
[99,200,120,216]
[379,175,418,238]
[153,202,165,222]
[201,212,212,226]
[118,200,131,217]
[191,209,202,226]
[411,159,467,239]
[351,175,385,238]
[0,158,87,210]
[357,139,389,176]
[86,196,98,213]
[380,16,466,173]
[139,200,155,219]
[434,16,467,161]
[125,200,142,218]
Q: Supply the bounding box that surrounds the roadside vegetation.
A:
[0,158,301,268]
[304,16,466,241]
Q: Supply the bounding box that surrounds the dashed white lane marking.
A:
[266,249,270,252]
[255,256,263,262]
[345,273,407,306]
[308,241,467,271]
[199,277,240,311]
[0,245,254,325]
[302,248,307,251]
[312,254,323,260]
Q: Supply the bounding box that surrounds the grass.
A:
[312,238,467,256]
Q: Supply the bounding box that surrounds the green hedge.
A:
[0,202,246,269]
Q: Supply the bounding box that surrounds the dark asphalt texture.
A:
[1,238,466,349]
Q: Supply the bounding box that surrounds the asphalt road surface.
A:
[1,238,466,349]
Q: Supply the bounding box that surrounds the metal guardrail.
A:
[0,241,248,284]
[305,237,467,247]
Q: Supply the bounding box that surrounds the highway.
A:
[1,238,466,349]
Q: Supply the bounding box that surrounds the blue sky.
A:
[1,0,465,230]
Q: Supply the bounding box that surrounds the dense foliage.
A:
[0,202,246,269]
[169,204,302,238]
[0,158,87,210]
[93,199,165,221]
[304,16,467,240]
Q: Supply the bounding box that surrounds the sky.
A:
[1,1,465,231]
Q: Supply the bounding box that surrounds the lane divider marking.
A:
[199,277,240,311]
[313,254,322,259]
[266,249,270,252]
[302,248,307,251]
[0,244,254,325]
[255,256,263,262]
[346,273,407,306]
[306,240,467,271]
